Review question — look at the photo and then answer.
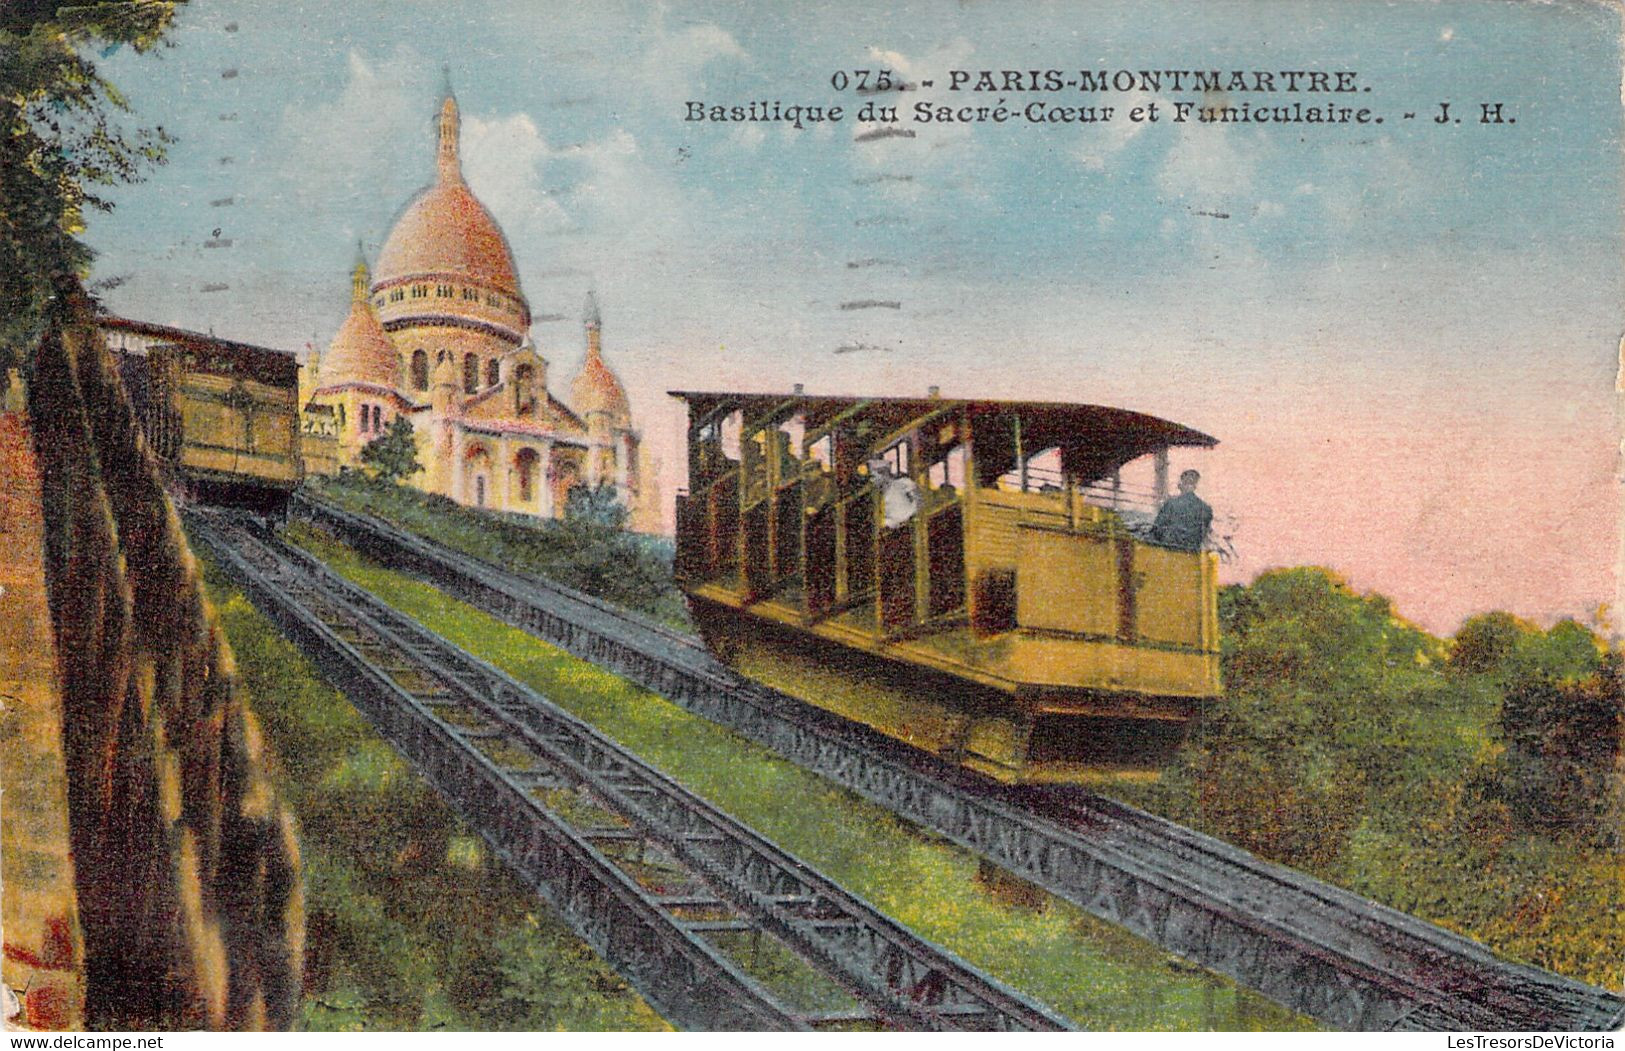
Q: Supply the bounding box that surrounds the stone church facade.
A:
[301,88,641,523]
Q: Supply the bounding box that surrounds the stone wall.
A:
[0,411,84,1031]
[23,292,303,1030]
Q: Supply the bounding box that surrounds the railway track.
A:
[287,492,1625,1033]
[187,507,1070,1033]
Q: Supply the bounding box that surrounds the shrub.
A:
[1490,644,1622,843]
[359,417,423,484]
[1159,569,1435,870]
[1449,611,1535,675]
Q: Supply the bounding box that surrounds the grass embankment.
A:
[308,475,688,629]
[287,522,1312,1031]
[198,558,667,1032]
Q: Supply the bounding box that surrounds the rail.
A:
[189,507,1071,1033]
[286,491,1625,1033]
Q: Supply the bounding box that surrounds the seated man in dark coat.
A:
[1150,469,1212,551]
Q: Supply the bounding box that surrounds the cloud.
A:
[639,19,747,96]
[848,39,978,179]
[1075,111,1148,172]
[730,124,766,150]
[259,47,429,215]
[462,113,571,235]
[1156,122,1260,213]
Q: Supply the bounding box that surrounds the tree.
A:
[563,480,629,529]
[551,481,673,609]
[1488,623,1622,842]
[2,1,184,374]
[1158,569,1441,870]
[359,415,423,483]
[1449,611,1535,675]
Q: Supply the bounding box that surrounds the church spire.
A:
[571,290,629,425]
[436,71,462,184]
[351,244,369,301]
[583,291,603,361]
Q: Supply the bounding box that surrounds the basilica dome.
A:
[372,95,524,301]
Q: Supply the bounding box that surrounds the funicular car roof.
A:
[668,389,1218,452]
[100,315,299,388]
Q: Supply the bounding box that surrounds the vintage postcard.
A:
[1,0,1621,1037]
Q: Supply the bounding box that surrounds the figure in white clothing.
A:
[868,457,921,528]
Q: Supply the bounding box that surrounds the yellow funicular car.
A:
[104,316,303,513]
[672,389,1222,785]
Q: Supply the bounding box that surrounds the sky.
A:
[83,0,1624,635]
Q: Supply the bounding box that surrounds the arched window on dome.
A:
[486,358,500,388]
[463,354,478,395]
[411,350,429,392]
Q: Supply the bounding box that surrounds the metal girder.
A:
[193,509,1069,1033]
[188,513,799,1032]
[288,492,1625,1034]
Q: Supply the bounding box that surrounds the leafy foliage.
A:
[313,473,688,627]
[1122,572,1624,989]
[1487,630,1621,842]
[1449,611,1534,675]
[564,480,628,528]
[553,481,674,602]
[359,416,423,483]
[1151,569,1437,868]
[1,1,182,371]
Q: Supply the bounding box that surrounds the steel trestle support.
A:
[190,509,1069,1033]
[288,492,1625,1033]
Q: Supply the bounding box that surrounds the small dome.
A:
[320,262,401,390]
[571,293,629,419]
[373,94,524,301]
[571,347,629,419]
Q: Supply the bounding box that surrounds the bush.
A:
[1449,611,1534,675]
[1168,687,1367,870]
[1154,569,1437,869]
[310,473,688,628]
[359,417,423,484]
[1490,644,1622,842]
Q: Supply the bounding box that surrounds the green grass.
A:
[287,521,1314,1031]
[197,556,668,1032]
[309,474,690,629]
